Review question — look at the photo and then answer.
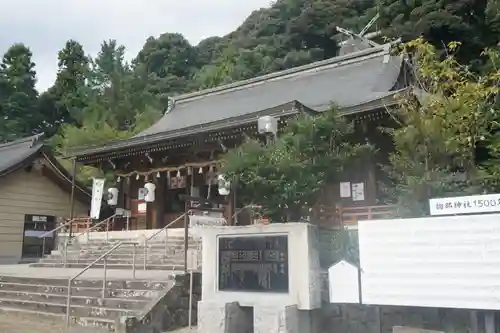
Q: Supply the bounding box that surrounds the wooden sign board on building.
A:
[393,326,444,333]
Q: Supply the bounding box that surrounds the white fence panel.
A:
[359,213,500,310]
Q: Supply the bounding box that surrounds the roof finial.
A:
[165,97,176,114]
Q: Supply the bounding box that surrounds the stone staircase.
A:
[0,231,202,332]
[32,235,200,271]
[0,274,174,332]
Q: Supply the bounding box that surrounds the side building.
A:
[68,43,411,230]
[0,134,90,263]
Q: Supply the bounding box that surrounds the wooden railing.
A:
[314,204,396,228]
[65,217,92,234]
[339,205,396,226]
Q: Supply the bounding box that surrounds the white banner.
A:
[90,178,105,219]
[429,193,500,216]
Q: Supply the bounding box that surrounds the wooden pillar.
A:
[69,158,77,239]
[69,158,76,219]
[117,177,125,208]
[153,175,166,229]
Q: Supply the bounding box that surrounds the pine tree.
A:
[0,43,39,140]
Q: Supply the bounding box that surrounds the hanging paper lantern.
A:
[218,174,231,196]
[107,187,118,206]
[144,182,156,202]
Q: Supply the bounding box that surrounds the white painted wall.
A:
[197,223,322,310]
[359,213,500,310]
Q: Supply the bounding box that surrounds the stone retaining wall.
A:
[120,273,201,333]
[319,303,474,333]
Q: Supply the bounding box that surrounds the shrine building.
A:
[67,43,411,230]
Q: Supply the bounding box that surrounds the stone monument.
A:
[196,222,322,333]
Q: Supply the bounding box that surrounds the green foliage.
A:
[0,43,39,141]
[378,0,497,65]
[222,107,374,222]
[1,0,500,187]
[383,38,500,217]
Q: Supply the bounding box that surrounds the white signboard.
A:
[90,178,105,219]
[352,182,365,201]
[340,182,351,198]
[429,193,500,216]
[359,214,500,310]
[137,202,147,214]
[328,260,360,304]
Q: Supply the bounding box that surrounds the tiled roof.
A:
[0,134,44,177]
[138,44,402,137]
[69,44,407,159]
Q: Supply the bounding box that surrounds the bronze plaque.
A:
[218,235,289,292]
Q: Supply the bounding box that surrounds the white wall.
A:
[359,213,500,310]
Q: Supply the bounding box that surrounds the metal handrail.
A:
[63,214,118,268]
[65,241,138,330]
[143,212,188,270]
[38,217,89,259]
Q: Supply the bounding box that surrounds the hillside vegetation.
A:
[0,0,498,152]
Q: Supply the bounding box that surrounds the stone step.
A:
[0,282,163,299]
[53,247,195,256]
[0,276,172,290]
[69,242,198,249]
[73,316,116,331]
[43,254,185,261]
[78,238,197,246]
[39,258,185,265]
[0,290,148,309]
[30,262,184,270]
[0,297,135,319]
[54,245,198,255]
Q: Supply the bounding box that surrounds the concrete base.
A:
[198,301,316,333]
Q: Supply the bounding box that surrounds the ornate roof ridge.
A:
[0,133,45,150]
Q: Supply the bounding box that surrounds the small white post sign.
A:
[429,193,500,216]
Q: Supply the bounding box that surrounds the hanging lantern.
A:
[136,174,140,180]
[107,187,118,206]
[198,166,203,174]
[144,182,156,202]
[116,176,121,183]
[217,174,231,196]
[176,169,181,178]
[156,172,161,178]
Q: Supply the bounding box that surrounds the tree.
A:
[383,38,500,217]
[378,0,496,66]
[0,43,39,140]
[221,107,374,222]
[51,40,90,126]
[133,33,196,105]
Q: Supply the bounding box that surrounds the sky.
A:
[0,0,272,92]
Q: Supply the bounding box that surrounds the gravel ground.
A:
[0,311,108,333]
[0,310,197,333]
